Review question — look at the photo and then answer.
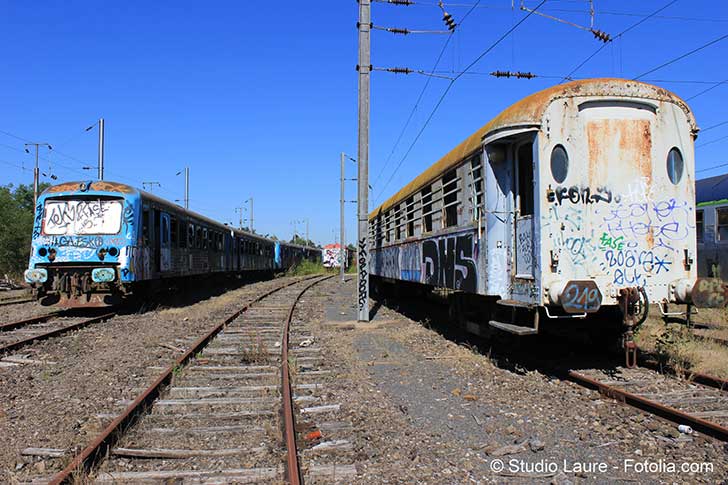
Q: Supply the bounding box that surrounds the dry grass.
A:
[239,334,269,364]
[635,305,728,379]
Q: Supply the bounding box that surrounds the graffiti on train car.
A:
[422,233,477,292]
[547,185,616,205]
[545,177,691,289]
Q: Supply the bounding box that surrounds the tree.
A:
[0,183,50,277]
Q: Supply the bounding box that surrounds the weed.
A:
[240,335,268,364]
[287,260,326,276]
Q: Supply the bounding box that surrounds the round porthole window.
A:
[550,145,569,184]
[667,147,684,185]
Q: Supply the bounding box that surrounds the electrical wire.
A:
[686,79,728,101]
[375,0,547,204]
[634,34,728,80]
[561,0,678,82]
[697,133,728,149]
[697,162,728,174]
[371,0,482,192]
[702,120,728,133]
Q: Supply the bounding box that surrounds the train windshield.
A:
[42,198,123,235]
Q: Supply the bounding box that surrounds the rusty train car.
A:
[24,181,321,307]
[369,78,726,361]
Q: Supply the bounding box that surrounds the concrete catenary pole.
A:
[357,0,371,321]
[25,143,51,207]
[32,146,39,206]
[340,152,346,282]
[97,118,105,180]
[249,197,254,232]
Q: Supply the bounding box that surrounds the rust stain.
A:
[587,118,654,247]
[371,78,697,219]
[43,181,136,195]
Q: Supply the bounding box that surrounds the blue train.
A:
[23,181,321,307]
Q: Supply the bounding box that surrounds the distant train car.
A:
[274,240,322,270]
[24,181,275,307]
[696,175,728,280]
[369,78,727,360]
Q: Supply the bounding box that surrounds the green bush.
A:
[0,184,48,279]
[287,260,326,276]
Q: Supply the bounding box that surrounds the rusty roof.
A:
[370,78,697,218]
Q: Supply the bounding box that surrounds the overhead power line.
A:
[697,133,728,149]
[634,34,728,80]
[702,120,728,133]
[697,162,728,174]
[371,0,482,192]
[686,79,728,101]
[375,0,547,204]
[561,0,678,82]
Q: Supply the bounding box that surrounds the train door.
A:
[514,141,535,280]
[160,212,171,272]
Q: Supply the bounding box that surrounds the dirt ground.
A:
[0,276,300,482]
[300,278,728,484]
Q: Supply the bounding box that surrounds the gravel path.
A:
[305,278,728,484]
[0,276,300,482]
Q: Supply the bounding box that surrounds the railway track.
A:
[566,364,728,442]
[41,274,353,484]
[0,311,115,355]
[0,297,34,307]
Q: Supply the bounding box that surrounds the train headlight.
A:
[108,247,118,257]
[48,248,56,262]
[92,268,116,283]
[24,268,48,284]
[38,247,48,257]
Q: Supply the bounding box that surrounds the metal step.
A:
[488,320,538,336]
[495,299,533,309]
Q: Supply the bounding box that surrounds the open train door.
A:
[514,141,536,280]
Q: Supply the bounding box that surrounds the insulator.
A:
[388,0,414,4]
[388,67,413,74]
[442,12,456,32]
[388,27,410,35]
[591,29,611,43]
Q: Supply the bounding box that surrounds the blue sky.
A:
[1,1,726,244]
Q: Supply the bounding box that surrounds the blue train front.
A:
[24,181,140,307]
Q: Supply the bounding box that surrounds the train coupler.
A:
[623,336,638,369]
[618,288,641,368]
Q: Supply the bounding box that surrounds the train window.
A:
[170,217,178,245]
[443,169,459,227]
[550,145,569,184]
[667,147,684,185]
[421,187,433,233]
[188,224,195,248]
[406,196,415,237]
[179,222,187,248]
[696,210,704,244]
[142,208,150,244]
[196,226,202,248]
[202,229,208,249]
[395,204,403,240]
[161,216,169,245]
[718,209,728,242]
